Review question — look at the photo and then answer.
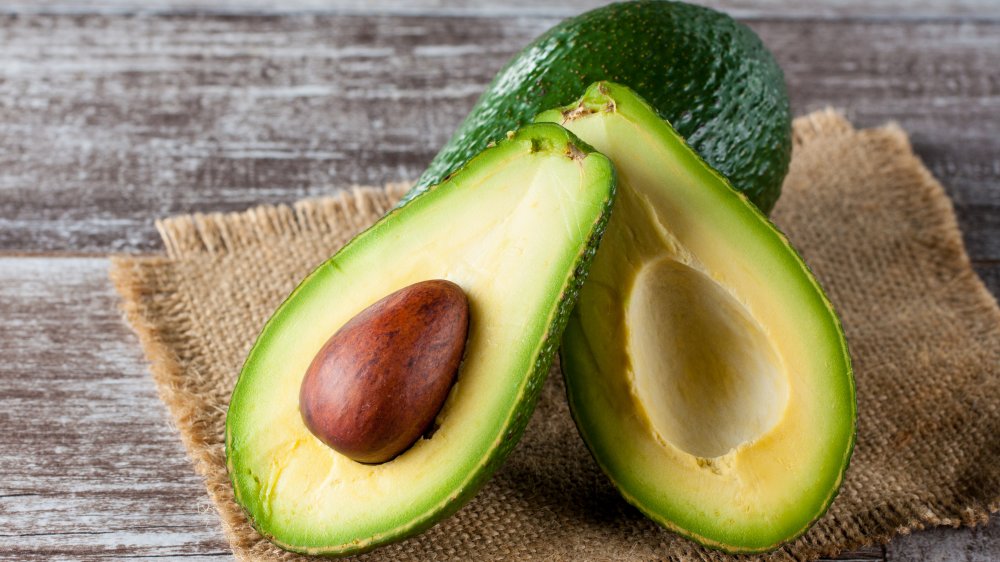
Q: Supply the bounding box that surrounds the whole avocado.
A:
[408,0,791,214]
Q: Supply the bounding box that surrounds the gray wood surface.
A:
[0,258,230,560]
[8,0,1000,19]
[0,14,997,268]
[0,2,997,561]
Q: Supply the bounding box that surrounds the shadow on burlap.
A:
[110,111,1000,561]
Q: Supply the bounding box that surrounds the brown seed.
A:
[299,279,469,464]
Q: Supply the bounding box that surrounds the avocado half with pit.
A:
[225,123,615,555]
[537,83,855,552]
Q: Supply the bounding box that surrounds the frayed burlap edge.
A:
[153,183,412,260]
[109,110,1000,561]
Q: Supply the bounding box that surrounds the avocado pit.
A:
[299,279,469,464]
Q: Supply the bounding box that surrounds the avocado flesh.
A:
[538,83,855,552]
[226,123,615,556]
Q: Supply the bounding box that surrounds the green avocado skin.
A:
[407,0,792,214]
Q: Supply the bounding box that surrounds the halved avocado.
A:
[225,123,615,556]
[537,83,855,552]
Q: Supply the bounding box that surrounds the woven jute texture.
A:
[111,111,1000,561]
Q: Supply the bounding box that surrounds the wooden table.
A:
[1,1,997,560]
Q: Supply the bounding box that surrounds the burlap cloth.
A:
[110,110,1000,561]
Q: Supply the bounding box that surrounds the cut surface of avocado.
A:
[226,123,615,556]
[537,83,855,552]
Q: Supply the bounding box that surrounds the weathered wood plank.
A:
[888,523,1000,562]
[0,257,231,559]
[974,262,1000,298]
[4,0,1000,20]
[746,19,1000,264]
[0,16,1000,258]
[0,13,534,253]
[0,14,996,258]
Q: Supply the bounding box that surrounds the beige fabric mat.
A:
[111,111,1000,561]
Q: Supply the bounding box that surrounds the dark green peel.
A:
[408,0,791,214]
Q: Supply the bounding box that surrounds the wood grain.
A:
[0,257,230,560]
[749,20,1000,266]
[7,0,1000,20]
[974,263,1000,298]
[889,524,1000,562]
[0,14,997,261]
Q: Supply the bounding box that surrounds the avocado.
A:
[225,123,615,556]
[408,0,791,213]
[537,83,855,552]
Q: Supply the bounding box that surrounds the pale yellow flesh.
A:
[628,256,788,459]
[230,150,604,545]
[559,109,852,545]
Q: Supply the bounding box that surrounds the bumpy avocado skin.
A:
[408,0,791,214]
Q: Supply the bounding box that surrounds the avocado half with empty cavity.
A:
[225,123,615,556]
[537,83,855,552]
